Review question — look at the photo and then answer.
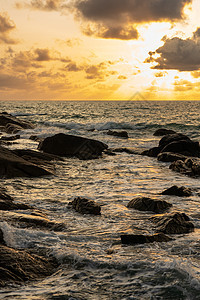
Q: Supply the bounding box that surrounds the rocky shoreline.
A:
[0,112,199,287]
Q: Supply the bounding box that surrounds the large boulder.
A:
[121,233,172,245]
[0,146,54,178]
[158,133,191,148]
[0,245,57,287]
[153,129,176,136]
[69,197,101,215]
[0,112,34,133]
[161,185,192,197]
[150,212,194,234]
[170,158,200,177]
[160,140,200,157]
[127,197,172,213]
[38,133,108,160]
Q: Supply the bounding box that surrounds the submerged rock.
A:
[69,197,101,215]
[161,185,192,197]
[127,197,172,213]
[0,134,20,141]
[0,245,57,287]
[121,233,172,245]
[38,133,108,160]
[153,129,176,136]
[157,152,187,162]
[107,130,128,138]
[150,212,194,234]
[170,158,200,177]
[0,146,54,178]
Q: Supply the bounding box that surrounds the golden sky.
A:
[0,0,200,100]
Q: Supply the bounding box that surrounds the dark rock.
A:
[160,140,200,157]
[0,229,5,245]
[157,152,187,162]
[13,149,64,162]
[0,135,20,141]
[0,146,54,178]
[112,148,139,154]
[29,135,44,143]
[0,187,14,201]
[161,185,192,197]
[127,197,172,213]
[121,233,172,245]
[103,149,117,156]
[150,212,194,234]
[38,133,108,160]
[0,245,57,287]
[0,112,34,132]
[159,133,191,148]
[170,158,200,177]
[5,123,24,134]
[0,199,32,211]
[142,146,162,157]
[107,130,128,138]
[69,197,101,215]
[153,129,176,136]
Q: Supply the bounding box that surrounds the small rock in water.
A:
[157,152,187,162]
[107,130,128,138]
[121,233,172,245]
[69,197,101,215]
[127,197,172,213]
[153,128,176,136]
[150,212,194,234]
[161,185,192,197]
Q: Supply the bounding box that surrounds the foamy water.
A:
[0,101,200,299]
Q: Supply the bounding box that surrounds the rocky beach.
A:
[0,100,200,299]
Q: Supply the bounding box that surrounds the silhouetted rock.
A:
[142,146,162,157]
[112,148,140,154]
[127,197,172,213]
[107,130,128,138]
[161,185,192,197]
[157,152,187,162]
[0,245,57,287]
[170,158,200,177]
[0,112,34,133]
[121,233,172,245]
[69,197,101,215]
[153,129,176,136]
[150,212,194,234]
[160,140,200,157]
[158,133,191,148]
[38,133,108,160]
[0,146,54,178]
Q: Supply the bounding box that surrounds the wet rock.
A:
[170,158,200,177]
[150,212,194,234]
[69,197,101,215]
[157,152,187,162]
[103,149,117,156]
[121,233,172,245]
[0,228,5,244]
[127,197,172,213]
[0,146,54,178]
[29,135,44,143]
[0,245,57,287]
[5,123,24,134]
[0,198,32,211]
[160,140,200,157]
[142,146,162,157]
[161,185,192,197]
[158,133,191,148]
[0,134,20,141]
[153,129,176,136]
[0,112,34,132]
[107,130,128,138]
[38,133,108,160]
[112,148,139,154]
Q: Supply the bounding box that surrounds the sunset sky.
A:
[1,0,200,100]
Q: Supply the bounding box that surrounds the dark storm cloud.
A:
[0,13,17,44]
[16,0,64,11]
[146,28,200,71]
[72,0,191,39]
[34,48,51,61]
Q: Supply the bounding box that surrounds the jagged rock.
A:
[38,133,108,160]
[0,134,20,141]
[157,152,187,162]
[127,197,172,213]
[69,197,101,215]
[107,130,128,138]
[0,146,54,178]
[150,212,194,234]
[170,158,200,177]
[0,112,34,132]
[0,245,57,287]
[153,129,176,136]
[161,185,192,197]
[121,233,172,245]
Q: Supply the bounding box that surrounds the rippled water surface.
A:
[0,101,200,299]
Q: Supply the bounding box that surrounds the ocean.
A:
[0,100,200,300]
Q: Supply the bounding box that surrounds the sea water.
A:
[0,101,200,300]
